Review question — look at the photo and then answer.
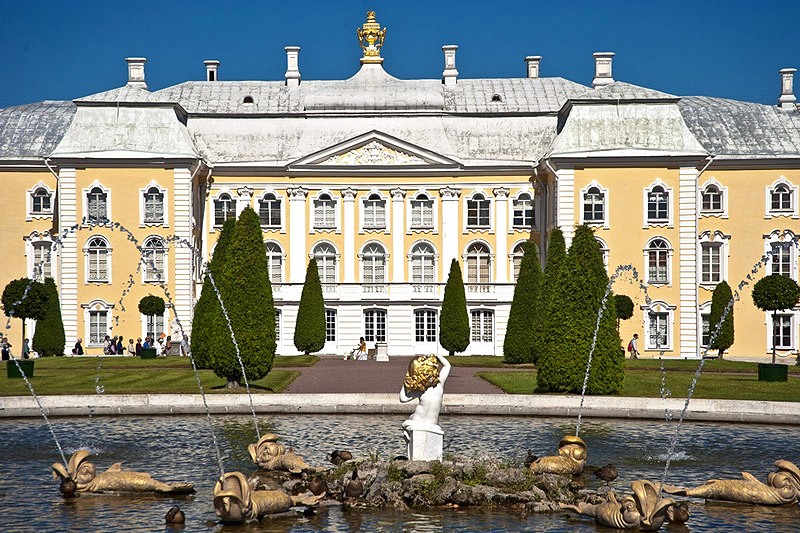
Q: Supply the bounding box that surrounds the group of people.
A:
[1,336,34,360]
[67,333,190,357]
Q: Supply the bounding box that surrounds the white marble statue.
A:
[399,353,451,460]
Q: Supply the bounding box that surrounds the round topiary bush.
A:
[138,295,166,317]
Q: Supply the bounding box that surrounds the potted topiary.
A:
[138,295,165,359]
[752,274,800,382]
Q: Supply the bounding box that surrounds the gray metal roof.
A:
[570,81,678,103]
[0,101,76,160]
[76,85,177,105]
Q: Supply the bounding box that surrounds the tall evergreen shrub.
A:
[708,281,734,358]
[532,228,566,364]
[294,259,326,355]
[503,241,541,363]
[439,259,470,355]
[32,278,65,356]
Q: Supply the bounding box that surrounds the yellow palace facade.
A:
[1,13,799,360]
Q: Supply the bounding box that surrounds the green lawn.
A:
[0,356,312,396]
[446,356,535,368]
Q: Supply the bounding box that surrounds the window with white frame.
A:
[466,193,490,227]
[364,309,386,342]
[700,242,723,284]
[414,309,437,342]
[647,186,669,223]
[89,310,109,345]
[701,184,723,213]
[259,193,281,228]
[512,193,534,228]
[87,186,108,223]
[275,309,281,342]
[363,194,386,229]
[142,237,166,282]
[361,243,386,284]
[596,237,609,271]
[313,242,337,284]
[771,241,794,278]
[465,242,491,284]
[214,193,236,226]
[511,242,526,282]
[314,193,336,229]
[265,242,283,283]
[145,313,165,341]
[410,242,436,284]
[31,187,53,215]
[772,313,794,350]
[648,311,669,350]
[646,238,670,284]
[325,309,336,342]
[410,193,434,229]
[583,186,605,224]
[700,309,711,349]
[143,186,164,224]
[470,309,494,342]
[31,241,53,281]
[86,236,110,282]
[771,184,793,212]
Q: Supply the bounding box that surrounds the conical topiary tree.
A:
[439,259,470,356]
[532,228,567,364]
[752,274,800,364]
[31,278,65,357]
[294,258,326,355]
[191,218,236,368]
[708,281,734,359]
[503,240,542,364]
[209,208,276,387]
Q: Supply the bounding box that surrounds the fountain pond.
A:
[0,414,798,532]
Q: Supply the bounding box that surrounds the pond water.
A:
[0,414,798,532]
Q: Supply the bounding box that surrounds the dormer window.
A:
[242,95,254,104]
[491,93,503,102]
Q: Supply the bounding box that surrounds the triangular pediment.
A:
[289,130,460,169]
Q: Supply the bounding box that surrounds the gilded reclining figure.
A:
[213,471,320,523]
[248,433,316,473]
[52,450,195,495]
[561,480,675,531]
[663,459,800,505]
[529,435,587,475]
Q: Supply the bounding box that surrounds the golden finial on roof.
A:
[357,11,386,64]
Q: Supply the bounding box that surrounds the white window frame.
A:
[142,235,168,283]
[141,308,169,342]
[644,237,672,285]
[414,308,438,343]
[82,299,114,347]
[264,240,285,284]
[139,180,168,227]
[463,240,493,284]
[642,179,674,228]
[765,177,799,219]
[360,189,389,232]
[595,236,609,272]
[311,241,339,284]
[509,240,530,282]
[699,178,728,218]
[408,240,439,285]
[83,235,112,284]
[510,189,536,231]
[470,308,494,343]
[82,180,111,226]
[698,230,730,288]
[359,241,388,284]
[364,308,387,343]
[642,300,676,351]
[580,181,609,228]
[764,230,799,281]
[699,301,712,350]
[258,190,285,231]
[26,181,54,220]
[765,311,798,353]
[325,309,337,342]
[275,309,281,344]
[464,190,494,232]
[311,190,340,232]
[211,189,237,229]
[407,190,438,233]
[25,233,57,283]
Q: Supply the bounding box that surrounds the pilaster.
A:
[554,167,575,247]
[493,187,510,282]
[440,187,461,271]
[391,188,406,282]
[173,168,194,335]
[287,187,308,282]
[58,167,78,351]
[342,188,357,283]
[679,167,699,358]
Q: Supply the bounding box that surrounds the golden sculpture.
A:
[561,480,675,531]
[356,11,386,64]
[248,433,316,473]
[529,435,587,475]
[213,471,320,523]
[663,459,800,505]
[52,450,194,495]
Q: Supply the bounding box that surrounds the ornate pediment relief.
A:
[318,141,428,166]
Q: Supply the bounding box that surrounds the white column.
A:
[236,186,253,216]
[58,167,78,352]
[440,187,461,270]
[173,168,194,335]
[342,188,357,283]
[554,166,576,247]
[679,166,700,359]
[287,187,308,282]
[493,187,510,283]
[390,188,406,282]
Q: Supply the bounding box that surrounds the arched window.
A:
[265,242,283,283]
[32,241,53,281]
[87,187,107,223]
[259,193,281,228]
[771,183,793,212]
[467,193,490,227]
[583,187,605,223]
[314,193,336,229]
[511,242,526,282]
[363,194,386,229]
[647,186,669,222]
[361,243,386,284]
[596,237,609,271]
[646,238,670,284]
[701,185,722,212]
[313,243,337,283]
[86,236,109,282]
[411,193,434,229]
[143,237,166,282]
[143,186,164,224]
[410,242,436,284]
[214,193,236,226]
[32,187,52,214]
[465,242,491,284]
[512,193,534,228]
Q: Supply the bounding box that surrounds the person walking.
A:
[1,336,11,360]
[22,338,31,359]
[627,333,640,359]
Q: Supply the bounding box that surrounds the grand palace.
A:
[1,12,799,360]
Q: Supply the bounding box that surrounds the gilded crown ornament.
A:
[357,11,386,64]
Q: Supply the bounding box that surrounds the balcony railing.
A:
[362,284,388,296]
[466,284,495,294]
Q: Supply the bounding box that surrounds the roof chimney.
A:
[779,68,797,110]
[285,46,301,87]
[205,60,219,82]
[442,45,458,86]
[592,52,615,88]
[125,57,147,89]
[525,56,542,79]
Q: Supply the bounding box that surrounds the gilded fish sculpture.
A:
[213,471,320,523]
[248,433,316,473]
[529,435,587,475]
[561,480,675,531]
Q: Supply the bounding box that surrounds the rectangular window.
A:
[325,309,336,342]
[701,243,722,284]
[467,198,490,227]
[701,313,710,348]
[146,314,164,341]
[771,243,792,277]
[467,257,491,283]
[364,309,386,343]
[411,199,434,228]
[275,310,281,342]
[512,197,534,228]
[648,312,669,349]
[773,314,793,350]
[414,310,437,342]
[89,310,107,344]
[32,243,52,281]
[470,310,493,342]
[88,251,108,282]
[314,198,336,229]
[259,197,281,228]
[363,199,386,229]
[144,190,164,223]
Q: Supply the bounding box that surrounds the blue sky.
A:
[1,0,798,108]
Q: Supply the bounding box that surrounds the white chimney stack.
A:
[285,46,301,87]
[779,68,797,110]
[592,52,615,88]
[525,56,542,79]
[205,60,219,82]
[125,57,147,89]
[442,45,458,86]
